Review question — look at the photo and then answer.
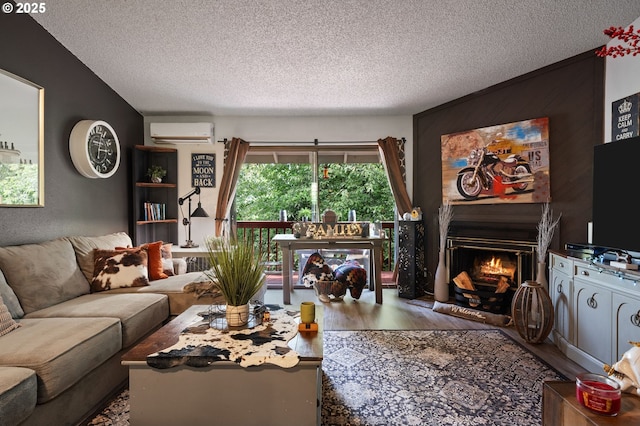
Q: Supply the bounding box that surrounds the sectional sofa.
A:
[0,232,224,426]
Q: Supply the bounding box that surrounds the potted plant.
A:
[147,165,167,183]
[204,237,266,326]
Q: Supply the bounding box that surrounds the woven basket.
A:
[314,280,336,295]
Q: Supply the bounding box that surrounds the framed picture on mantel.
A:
[0,68,44,207]
[441,117,550,205]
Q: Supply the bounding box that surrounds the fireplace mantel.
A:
[448,220,539,243]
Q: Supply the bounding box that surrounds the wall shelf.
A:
[136,182,176,188]
[136,219,179,225]
[132,145,178,246]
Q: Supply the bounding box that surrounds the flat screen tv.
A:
[592,136,640,254]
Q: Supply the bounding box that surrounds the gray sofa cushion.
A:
[66,232,133,284]
[0,317,121,403]
[0,238,89,314]
[102,271,225,316]
[24,293,169,347]
[0,366,37,426]
[137,271,224,315]
[0,269,24,318]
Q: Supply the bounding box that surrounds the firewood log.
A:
[453,271,478,306]
[453,271,475,290]
[495,276,510,294]
[488,276,510,303]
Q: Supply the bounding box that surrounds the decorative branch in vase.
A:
[536,202,561,289]
[434,201,453,302]
[439,201,453,253]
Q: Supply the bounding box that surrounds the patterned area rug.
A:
[88,329,565,426]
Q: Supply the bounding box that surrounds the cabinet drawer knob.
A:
[559,262,564,268]
[557,283,563,293]
[581,270,589,276]
[587,294,598,309]
[632,311,640,328]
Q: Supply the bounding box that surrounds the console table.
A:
[170,245,209,258]
[272,234,385,304]
[122,304,323,426]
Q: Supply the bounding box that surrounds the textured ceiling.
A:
[30,0,640,116]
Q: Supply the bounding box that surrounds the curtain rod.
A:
[216,138,405,145]
[247,145,380,153]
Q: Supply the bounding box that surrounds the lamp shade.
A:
[191,202,209,218]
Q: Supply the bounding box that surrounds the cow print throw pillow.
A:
[91,249,150,292]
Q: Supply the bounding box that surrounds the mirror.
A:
[0,68,44,207]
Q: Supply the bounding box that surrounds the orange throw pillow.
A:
[115,241,168,281]
[145,241,168,280]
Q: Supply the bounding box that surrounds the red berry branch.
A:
[596,25,640,58]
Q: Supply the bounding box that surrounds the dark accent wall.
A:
[0,11,142,246]
[413,51,604,285]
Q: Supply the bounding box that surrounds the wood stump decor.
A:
[511,280,554,344]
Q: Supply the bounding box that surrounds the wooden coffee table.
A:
[122,304,323,426]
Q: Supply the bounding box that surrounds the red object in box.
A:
[576,373,622,416]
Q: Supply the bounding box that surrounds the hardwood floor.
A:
[264,286,587,380]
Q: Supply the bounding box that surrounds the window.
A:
[235,146,394,222]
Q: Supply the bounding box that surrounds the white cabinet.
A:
[549,253,572,346]
[613,292,640,361]
[549,252,640,373]
[573,276,612,364]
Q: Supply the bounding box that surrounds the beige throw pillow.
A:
[0,295,21,337]
[66,232,133,283]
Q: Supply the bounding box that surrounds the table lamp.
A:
[178,187,209,248]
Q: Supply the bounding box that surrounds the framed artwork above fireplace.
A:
[441,117,550,205]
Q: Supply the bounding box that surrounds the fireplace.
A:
[445,221,539,314]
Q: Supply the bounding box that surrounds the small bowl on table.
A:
[575,373,622,416]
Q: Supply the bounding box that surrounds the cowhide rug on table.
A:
[88,329,566,426]
[147,307,300,369]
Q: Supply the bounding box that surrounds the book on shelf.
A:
[143,202,166,221]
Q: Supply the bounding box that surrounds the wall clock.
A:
[69,120,121,178]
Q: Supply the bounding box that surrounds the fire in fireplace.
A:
[473,253,517,285]
[445,222,538,314]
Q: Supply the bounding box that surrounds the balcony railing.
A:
[235,220,396,273]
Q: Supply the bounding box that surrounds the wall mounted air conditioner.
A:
[149,122,213,144]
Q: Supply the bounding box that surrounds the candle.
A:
[300,301,315,324]
[576,373,621,416]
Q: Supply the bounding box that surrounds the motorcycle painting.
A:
[441,117,550,205]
